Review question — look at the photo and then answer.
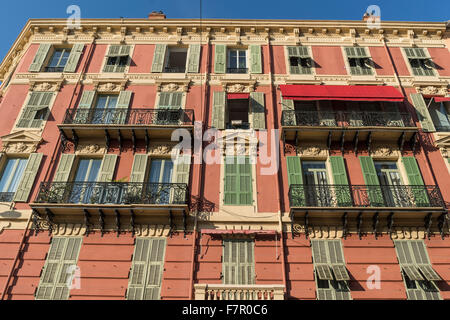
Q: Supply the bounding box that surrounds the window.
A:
[227,49,247,73]
[155,92,183,125]
[287,46,312,75]
[127,238,166,300]
[428,99,450,132]
[302,161,331,207]
[35,237,83,300]
[344,47,373,76]
[17,92,53,128]
[69,158,102,204]
[224,156,253,206]
[293,101,336,126]
[45,48,71,72]
[227,99,249,129]
[394,240,442,300]
[0,158,27,201]
[374,161,405,207]
[103,45,131,73]
[311,240,351,300]
[222,239,255,285]
[164,47,188,73]
[148,159,174,204]
[92,94,119,124]
[404,48,435,76]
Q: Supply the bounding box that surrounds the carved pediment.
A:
[156,80,191,93]
[415,85,448,96]
[76,142,107,155]
[148,142,175,155]
[222,81,256,93]
[93,79,128,92]
[297,144,328,158]
[29,80,64,92]
[370,144,400,159]
[1,130,43,154]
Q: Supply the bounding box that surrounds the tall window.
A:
[69,159,102,204]
[344,47,373,76]
[103,45,131,73]
[46,49,71,72]
[302,161,331,207]
[0,158,27,201]
[374,162,404,207]
[93,94,119,124]
[222,239,255,285]
[227,98,250,129]
[428,99,450,132]
[148,159,174,204]
[227,49,247,73]
[404,48,435,77]
[224,156,253,206]
[287,46,312,75]
[164,47,188,73]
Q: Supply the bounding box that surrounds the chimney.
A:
[362,12,370,21]
[148,11,166,19]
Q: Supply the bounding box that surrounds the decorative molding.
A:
[415,85,448,96]
[297,144,328,158]
[29,80,63,92]
[0,222,12,233]
[148,143,175,155]
[390,226,426,240]
[370,145,400,159]
[0,130,43,154]
[222,81,257,93]
[76,143,107,155]
[52,223,86,236]
[155,79,190,92]
[135,224,171,237]
[93,79,128,92]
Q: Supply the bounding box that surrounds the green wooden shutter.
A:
[249,45,262,74]
[287,46,311,75]
[402,157,429,207]
[54,154,76,182]
[211,91,226,129]
[222,240,254,285]
[30,92,53,128]
[127,238,166,300]
[169,92,183,109]
[173,155,190,204]
[130,154,148,183]
[281,96,296,126]
[187,44,201,73]
[286,156,304,207]
[329,156,352,207]
[114,91,132,124]
[151,44,167,73]
[250,92,265,129]
[359,156,383,206]
[63,44,84,73]
[410,93,436,132]
[29,44,52,72]
[13,153,43,202]
[214,44,226,74]
[17,92,51,128]
[97,154,117,182]
[158,92,172,108]
[238,157,253,206]
[74,91,96,124]
[224,157,238,205]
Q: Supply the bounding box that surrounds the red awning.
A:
[434,97,450,103]
[201,229,277,235]
[227,93,250,100]
[279,85,404,102]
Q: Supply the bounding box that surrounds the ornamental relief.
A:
[416,86,448,96]
[29,80,63,92]
[75,143,106,155]
[156,81,190,92]
[148,143,174,155]
[93,80,128,92]
[370,145,400,159]
[0,130,43,154]
[296,144,328,158]
[223,82,256,93]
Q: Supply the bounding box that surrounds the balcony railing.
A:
[194,284,285,300]
[227,67,248,74]
[44,66,65,72]
[34,182,189,206]
[163,66,186,73]
[63,108,195,126]
[288,184,444,208]
[436,125,450,132]
[281,110,415,128]
[0,192,15,202]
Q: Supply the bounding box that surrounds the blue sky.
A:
[0,0,449,62]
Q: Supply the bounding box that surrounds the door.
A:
[374,162,406,207]
[69,159,102,204]
[302,161,331,206]
[93,95,118,124]
[148,159,174,204]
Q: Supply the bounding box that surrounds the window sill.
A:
[161,73,187,80]
[224,73,250,80]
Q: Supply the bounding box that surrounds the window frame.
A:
[402,47,436,77]
[227,48,249,73]
[0,157,28,195]
[46,48,71,72]
[343,46,374,76]
[163,46,189,73]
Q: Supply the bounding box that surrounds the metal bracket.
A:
[71,129,79,151]
[145,130,150,154]
[130,209,135,237]
[340,131,345,155]
[304,212,309,239]
[342,212,348,239]
[372,212,379,239]
[327,131,332,150]
[183,210,187,238]
[398,131,406,155]
[290,211,295,239]
[169,210,174,236]
[354,131,359,155]
[99,209,105,236]
[31,209,41,232]
[424,213,432,240]
[59,129,68,151]
[105,129,111,151]
[115,210,121,237]
[357,212,363,240]
[84,209,91,236]
[131,129,137,154]
[282,133,286,156]
[387,212,394,238]
[367,131,372,155]
[410,132,417,154]
[118,129,123,154]
[438,213,447,240]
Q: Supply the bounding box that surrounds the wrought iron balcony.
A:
[227,67,248,74]
[63,108,195,126]
[0,192,15,202]
[34,182,189,206]
[281,110,416,128]
[288,184,444,209]
[44,66,65,72]
[163,66,186,73]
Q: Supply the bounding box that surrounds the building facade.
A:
[0,14,449,300]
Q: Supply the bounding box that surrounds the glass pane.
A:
[74,160,90,182]
[96,96,107,109]
[86,160,101,182]
[0,159,17,192]
[149,160,162,183]
[48,50,63,67]
[60,50,70,66]
[7,159,27,192]
[0,159,27,192]
[161,160,173,183]
[106,96,118,109]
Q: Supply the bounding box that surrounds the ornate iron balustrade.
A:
[288,184,444,208]
[227,67,248,74]
[281,110,415,128]
[35,182,189,206]
[163,66,186,73]
[63,108,195,126]
[44,66,65,72]
[0,192,15,202]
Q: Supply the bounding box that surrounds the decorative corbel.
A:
[293,28,300,45]
[235,27,241,45]
[176,27,183,44]
[62,27,69,43]
[407,29,415,45]
[120,26,127,43]
[349,28,357,45]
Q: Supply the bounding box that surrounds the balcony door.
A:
[374,162,406,207]
[0,158,27,201]
[70,159,102,204]
[93,94,118,124]
[302,161,331,207]
[148,159,174,204]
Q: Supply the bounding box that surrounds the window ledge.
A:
[161,73,187,80]
[225,73,250,80]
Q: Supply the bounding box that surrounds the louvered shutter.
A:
[187,44,201,73]
[29,44,52,72]
[103,45,120,72]
[250,92,265,129]
[286,156,304,207]
[327,240,350,281]
[54,154,75,183]
[249,45,262,74]
[13,153,43,202]
[238,157,253,206]
[359,156,383,207]
[63,44,84,73]
[31,92,53,128]
[74,91,96,124]
[145,238,166,300]
[214,45,226,74]
[410,93,436,132]
[223,240,254,285]
[281,95,297,126]
[287,46,311,75]
[401,157,429,207]
[211,91,226,129]
[127,238,149,300]
[329,156,351,207]
[130,154,148,183]
[151,44,167,73]
[17,92,52,128]
[173,155,190,204]
[312,241,333,280]
[224,157,238,205]
[114,91,132,124]
[97,154,117,182]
